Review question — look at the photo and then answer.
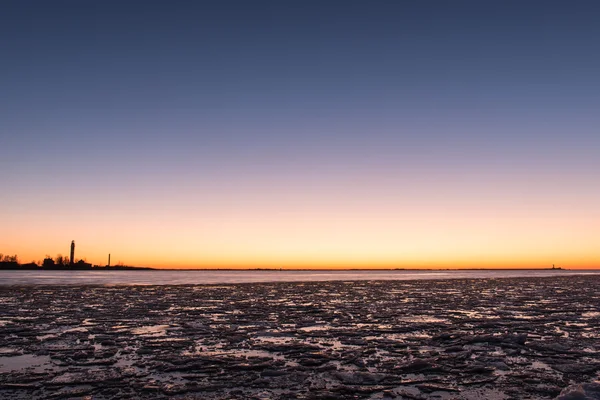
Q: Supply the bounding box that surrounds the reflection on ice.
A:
[131,325,170,336]
[297,325,330,332]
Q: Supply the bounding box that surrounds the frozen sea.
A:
[1,268,599,285]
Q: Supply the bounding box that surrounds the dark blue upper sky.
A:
[3,0,599,179]
[3,3,599,124]
[3,1,599,112]
[2,1,600,266]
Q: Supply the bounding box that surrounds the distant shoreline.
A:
[135,268,570,271]
[0,265,154,271]
[0,259,580,272]
[0,266,576,271]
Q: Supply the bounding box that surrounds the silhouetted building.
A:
[0,261,19,269]
[43,257,56,268]
[20,262,40,270]
[74,259,92,269]
[70,240,75,265]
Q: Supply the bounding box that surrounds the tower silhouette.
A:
[70,240,75,265]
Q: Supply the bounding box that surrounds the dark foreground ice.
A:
[1,276,600,399]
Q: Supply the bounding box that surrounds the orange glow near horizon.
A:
[4,181,599,269]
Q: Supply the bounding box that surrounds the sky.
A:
[1,1,599,269]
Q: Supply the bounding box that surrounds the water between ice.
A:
[1,269,599,285]
[0,353,53,373]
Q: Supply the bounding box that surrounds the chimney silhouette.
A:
[70,240,75,265]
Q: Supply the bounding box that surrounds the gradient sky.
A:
[2,1,599,268]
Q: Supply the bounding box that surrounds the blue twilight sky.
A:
[1,1,599,267]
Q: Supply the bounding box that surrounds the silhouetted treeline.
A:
[0,253,152,270]
[0,254,26,270]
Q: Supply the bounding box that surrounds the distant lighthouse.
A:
[70,240,75,266]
